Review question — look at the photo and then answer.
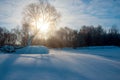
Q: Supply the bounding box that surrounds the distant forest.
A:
[0,25,120,48]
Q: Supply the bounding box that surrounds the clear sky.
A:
[0,0,120,30]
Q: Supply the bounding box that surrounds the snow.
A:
[0,46,120,80]
[15,46,49,54]
[0,45,15,53]
[61,46,120,61]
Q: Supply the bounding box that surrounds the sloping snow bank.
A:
[77,46,120,50]
[60,46,120,61]
[61,46,119,51]
[15,46,49,54]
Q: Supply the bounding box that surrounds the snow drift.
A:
[15,46,49,54]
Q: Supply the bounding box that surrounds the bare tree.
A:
[11,26,23,45]
[22,0,61,46]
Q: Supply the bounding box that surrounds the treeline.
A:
[0,26,26,47]
[42,25,120,48]
[0,27,17,46]
[0,25,120,48]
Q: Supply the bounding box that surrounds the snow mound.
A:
[0,45,15,53]
[16,46,49,54]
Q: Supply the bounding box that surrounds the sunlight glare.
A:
[32,18,50,33]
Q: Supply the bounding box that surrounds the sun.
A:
[37,21,49,33]
[32,18,50,34]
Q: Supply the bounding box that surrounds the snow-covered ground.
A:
[0,46,120,80]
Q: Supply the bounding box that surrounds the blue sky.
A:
[0,0,120,30]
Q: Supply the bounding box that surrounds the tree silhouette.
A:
[22,0,60,46]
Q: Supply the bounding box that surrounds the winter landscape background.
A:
[0,0,120,80]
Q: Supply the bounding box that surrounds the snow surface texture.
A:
[0,46,120,80]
